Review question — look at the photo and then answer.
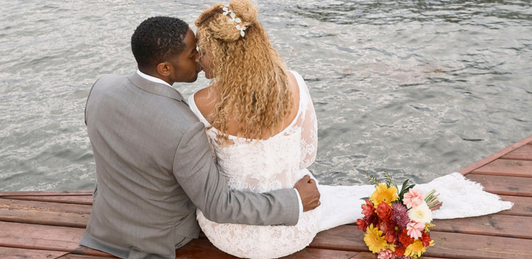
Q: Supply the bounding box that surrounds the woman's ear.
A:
[156,62,172,77]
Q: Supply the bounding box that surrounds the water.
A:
[1,0,531,191]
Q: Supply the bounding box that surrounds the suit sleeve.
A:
[84,77,102,126]
[172,121,299,226]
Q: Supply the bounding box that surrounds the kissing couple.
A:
[79,0,513,258]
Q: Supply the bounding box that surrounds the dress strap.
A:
[288,70,310,116]
[187,93,212,127]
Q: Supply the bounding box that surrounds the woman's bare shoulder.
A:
[193,87,217,123]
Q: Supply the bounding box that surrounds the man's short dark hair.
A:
[131,16,189,69]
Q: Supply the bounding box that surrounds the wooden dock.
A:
[1,135,532,259]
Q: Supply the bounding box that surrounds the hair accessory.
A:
[222,5,248,37]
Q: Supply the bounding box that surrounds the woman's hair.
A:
[195,0,293,144]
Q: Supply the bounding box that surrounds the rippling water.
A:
[1,0,531,191]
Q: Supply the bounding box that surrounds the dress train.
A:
[317,172,513,232]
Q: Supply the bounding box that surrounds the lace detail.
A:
[189,71,320,258]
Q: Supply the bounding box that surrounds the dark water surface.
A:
[1,0,531,191]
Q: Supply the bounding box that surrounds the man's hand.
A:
[294,175,321,212]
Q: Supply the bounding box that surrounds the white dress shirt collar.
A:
[136,70,172,88]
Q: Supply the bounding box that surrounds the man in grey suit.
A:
[79,16,320,259]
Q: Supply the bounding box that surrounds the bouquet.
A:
[357,173,442,259]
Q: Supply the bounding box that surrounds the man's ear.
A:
[156,62,172,77]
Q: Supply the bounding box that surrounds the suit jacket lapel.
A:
[127,72,188,106]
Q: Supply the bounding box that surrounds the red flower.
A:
[379,221,388,232]
[364,214,378,230]
[385,229,397,244]
[394,244,405,256]
[421,231,432,247]
[399,228,415,247]
[357,218,367,231]
[362,199,375,216]
[376,202,393,221]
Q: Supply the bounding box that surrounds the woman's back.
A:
[190,71,317,191]
[188,71,320,258]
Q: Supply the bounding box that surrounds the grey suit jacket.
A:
[79,72,299,259]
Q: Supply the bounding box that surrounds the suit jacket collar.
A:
[127,72,187,105]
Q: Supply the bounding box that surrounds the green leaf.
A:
[384,172,397,189]
[364,171,380,185]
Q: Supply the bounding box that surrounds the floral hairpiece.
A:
[222,5,248,37]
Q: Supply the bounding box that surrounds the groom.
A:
[79,16,321,259]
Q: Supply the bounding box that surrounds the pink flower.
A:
[391,203,409,228]
[406,221,425,239]
[378,249,395,259]
[403,189,424,209]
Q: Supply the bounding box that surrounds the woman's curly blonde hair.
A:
[195,0,293,144]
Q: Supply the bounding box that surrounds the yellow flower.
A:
[425,223,435,232]
[363,224,389,253]
[370,183,399,206]
[404,239,426,258]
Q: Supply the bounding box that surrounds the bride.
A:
[188,0,513,258]
[189,0,321,258]
[190,1,321,257]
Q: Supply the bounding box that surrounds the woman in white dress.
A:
[190,0,321,258]
[189,0,513,258]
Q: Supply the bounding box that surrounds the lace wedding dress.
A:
[188,71,513,259]
[189,71,320,258]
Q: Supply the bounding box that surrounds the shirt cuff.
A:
[294,188,303,219]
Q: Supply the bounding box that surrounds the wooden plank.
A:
[0,221,82,251]
[0,246,68,259]
[284,249,370,259]
[3,195,93,205]
[175,238,364,259]
[466,174,532,197]
[432,214,532,239]
[425,231,532,259]
[0,221,109,256]
[458,134,532,175]
[288,250,446,259]
[70,246,115,257]
[497,195,532,217]
[501,144,532,160]
[0,191,93,197]
[309,225,366,252]
[0,206,89,228]
[0,198,91,228]
[0,198,92,214]
[471,159,532,178]
[58,253,115,258]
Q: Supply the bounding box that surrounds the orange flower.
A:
[404,239,426,258]
[376,202,393,221]
[370,183,399,206]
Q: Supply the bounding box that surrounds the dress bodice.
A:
[188,71,318,192]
